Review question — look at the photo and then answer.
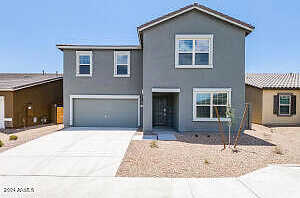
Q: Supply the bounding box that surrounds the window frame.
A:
[279,94,291,116]
[76,51,93,77]
[175,34,213,69]
[114,51,130,77]
[193,88,231,121]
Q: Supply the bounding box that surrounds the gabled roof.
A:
[138,3,255,36]
[246,73,300,89]
[57,3,254,50]
[0,73,63,91]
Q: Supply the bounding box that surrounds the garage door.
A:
[73,98,139,128]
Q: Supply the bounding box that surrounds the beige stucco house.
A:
[246,73,299,126]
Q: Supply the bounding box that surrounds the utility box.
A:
[52,104,63,124]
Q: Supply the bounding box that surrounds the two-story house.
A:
[57,3,254,132]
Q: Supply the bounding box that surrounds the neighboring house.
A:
[246,73,299,126]
[0,73,63,129]
[57,3,254,132]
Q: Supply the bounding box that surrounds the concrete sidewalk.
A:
[0,165,299,198]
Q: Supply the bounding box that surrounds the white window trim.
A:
[279,94,291,116]
[69,95,140,127]
[152,88,181,93]
[175,34,213,69]
[114,51,130,77]
[76,51,93,77]
[192,88,231,121]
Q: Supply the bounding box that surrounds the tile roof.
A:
[137,3,255,33]
[0,73,62,91]
[246,73,300,89]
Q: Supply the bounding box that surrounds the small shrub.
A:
[150,141,159,148]
[0,140,3,147]
[232,148,239,153]
[204,159,209,164]
[9,135,18,141]
[273,146,283,155]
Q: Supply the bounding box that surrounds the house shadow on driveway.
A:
[174,132,275,146]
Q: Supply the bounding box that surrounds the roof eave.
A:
[138,5,254,32]
[0,77,63,92]
[137,4,255,44]
[56,45,142,51]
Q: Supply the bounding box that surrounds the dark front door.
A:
[153,95,169,126]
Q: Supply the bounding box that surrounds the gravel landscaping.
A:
[0,124,64,153]
[116,124,299,178]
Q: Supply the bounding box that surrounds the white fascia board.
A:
[70,95,140,99]
[152,88,181,93]
[57,45,142,50]
[193,88,232,92]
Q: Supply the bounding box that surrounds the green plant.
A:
[0,140,3,147]
[150,141,159,148]
[273,146,283,155]
[9,135,18,141]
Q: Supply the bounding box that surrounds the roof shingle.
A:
[246,73,300,89]
[0,73,62,91]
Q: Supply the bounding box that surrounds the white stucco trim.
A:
[76,51,93,77]
[193,88,232,92]
[4,118,12,122]
[69,95,140,127]
[138,5,254,32]
[278,94,291,116]
[152,88,181,93]
[193,118,231,122]
[114,51,131,78]
[175,34,213,69]
[192,88,232,121]
[57,45,141,50]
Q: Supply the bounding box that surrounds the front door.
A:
[152,95,168,126]
[0,96,4,129]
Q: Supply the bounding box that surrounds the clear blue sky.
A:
[1,0,299,74]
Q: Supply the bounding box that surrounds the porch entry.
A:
[152,89,179,129]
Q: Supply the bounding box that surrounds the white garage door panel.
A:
[73,98,138,128]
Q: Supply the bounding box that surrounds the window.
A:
[279,95,291,115]
[114,51,130,77]
[175,35,213,68]
[76,51,92,77]
[193,88,231,121]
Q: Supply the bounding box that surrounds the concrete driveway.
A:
[0,127,135,177]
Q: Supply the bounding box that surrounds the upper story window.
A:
[114,51,130,77]
[279,95,291,115]
[76,51,93,77]
[193,88,231,121]
[175,35,213,69]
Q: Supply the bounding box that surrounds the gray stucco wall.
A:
[63,49,143,126]
[142,10,246,132]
